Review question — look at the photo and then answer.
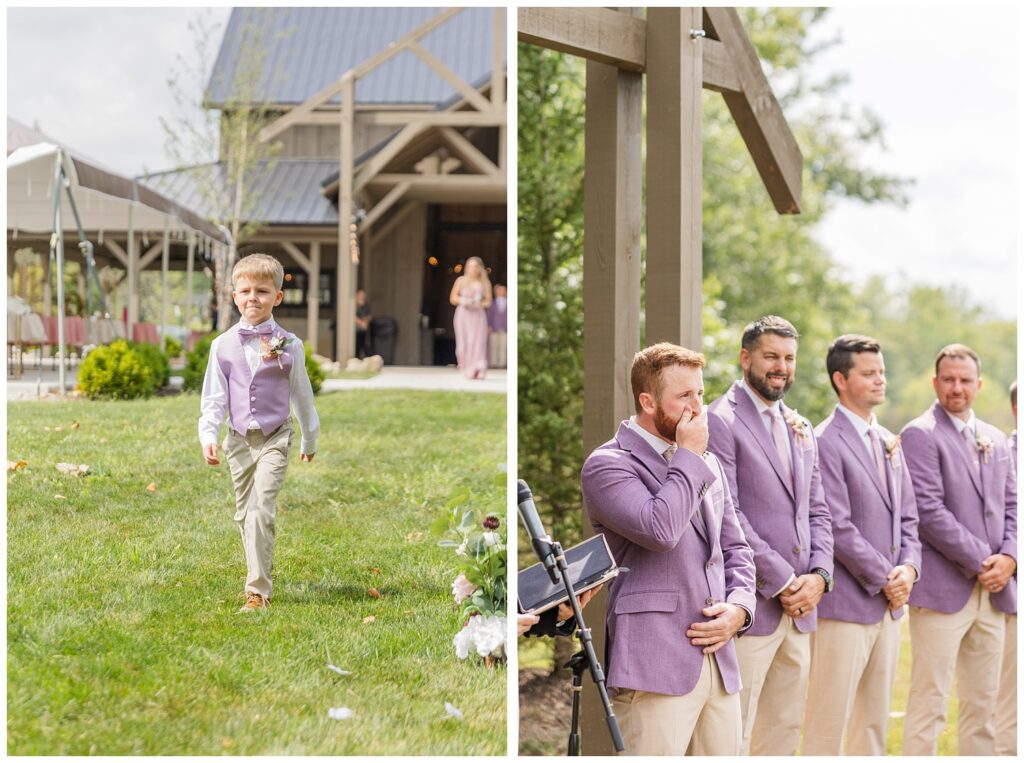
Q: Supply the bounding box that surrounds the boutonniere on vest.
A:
[260,334,291,369]
[976,434,994,464]
[784,409,810,442]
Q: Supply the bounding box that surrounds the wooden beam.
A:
[705,7,803,214]
[518,7,646,72]
[579,12,644,752]
[358,181,411,233]
[307,241,321,353]
[259,8,463,144]
[360,110,505,127]
[104,239,128,268]
[491,9,505,108]
[336,77,356,363]
[645,8,703,351]
[138,241,164,271]
[367,200,419,247]
[702,38,741,94]
[408,41,492,112]
[438,127,501,175]
[280,241,313,274]
[363,174,506,202]
[351,123,429,194]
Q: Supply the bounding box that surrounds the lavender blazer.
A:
[581,422,757,697]
[707,382,834,636]
[814,409,921,624]
[901,402,1017,615]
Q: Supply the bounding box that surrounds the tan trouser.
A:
[224,421,293,600]
[903,583,1006,755]
[488,330,507,369]
[612,654,741,755]
[803,616,901,755]
[995,613,1017,756]
[735,614,810,755]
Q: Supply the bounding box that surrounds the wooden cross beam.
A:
[517,6,802,214]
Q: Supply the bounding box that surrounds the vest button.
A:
[705,596,714,606]
[251,396,256,401]
[792,546,801,554]
[251,407,256,412]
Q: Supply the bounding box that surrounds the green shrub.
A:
[164,336,183,359]
[78,340,154,399]
[183,332,219,393]
[304,342,324,395]
[127,341,170,388]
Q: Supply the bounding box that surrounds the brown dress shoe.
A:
[239,592,270,612]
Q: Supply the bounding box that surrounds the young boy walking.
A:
[199,253,320,612]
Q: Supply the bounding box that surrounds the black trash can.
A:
[372,317,398,366]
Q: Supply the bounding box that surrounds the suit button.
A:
[251,396,256,401]
[756,579,764,588]
[705,596,714,606]
[890,546,897,553]
[251,407,256,412]
[792,546,801,554]
[706,561,714,569]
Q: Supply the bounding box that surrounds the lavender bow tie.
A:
[239,325,274,338]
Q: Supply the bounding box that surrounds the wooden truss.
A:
[259,7,507,362]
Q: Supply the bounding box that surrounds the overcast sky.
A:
[5,6,1019,319]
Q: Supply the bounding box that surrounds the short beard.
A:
[746,368,792,402]
[653,401,679,441]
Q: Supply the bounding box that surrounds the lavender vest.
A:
[217,324,295,435]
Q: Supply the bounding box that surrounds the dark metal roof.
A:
[206,7,505,107]
[139,160,338,227]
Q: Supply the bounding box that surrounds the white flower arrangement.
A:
[453,614,507,660]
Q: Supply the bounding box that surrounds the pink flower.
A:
[451,573,477,605]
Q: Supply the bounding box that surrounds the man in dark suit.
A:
[706,315,834,755]
[901,344,1016,755]
[581,343,756,755]
[802,335,921,754]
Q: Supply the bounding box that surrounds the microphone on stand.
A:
[517,479,559,584]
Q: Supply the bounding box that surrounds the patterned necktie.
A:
[239,324,274,339]
[868,427,887,486]
[962,427,981,476]
[766,409,793,483]
[663,444,678,464]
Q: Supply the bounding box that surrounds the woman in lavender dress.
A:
[449,256,492,379]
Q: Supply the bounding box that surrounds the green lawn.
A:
[8,389,506,755]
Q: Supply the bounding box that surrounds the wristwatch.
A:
[811,567,833,593]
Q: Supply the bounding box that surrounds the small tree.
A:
[160,9,289,330]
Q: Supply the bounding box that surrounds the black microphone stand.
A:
[533,534,625,754]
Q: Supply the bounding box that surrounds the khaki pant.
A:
[224,421,294,600]
[488,330,507,369]
[612,655,741,755]
[903,583,1006,755]
[803,616,902,755]
[735,614,810,755]
[995,613,1017,756]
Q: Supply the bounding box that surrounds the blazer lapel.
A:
[933,403,982,498]
[731,384,795,501]
[834,411,890,508]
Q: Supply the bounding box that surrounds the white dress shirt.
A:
[836,403,879,461]
[198,317,320,454]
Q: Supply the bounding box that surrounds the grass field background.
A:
[8,389,506,755]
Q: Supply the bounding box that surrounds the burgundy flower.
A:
[482,515,500,530]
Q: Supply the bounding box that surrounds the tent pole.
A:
[54,151,67,395]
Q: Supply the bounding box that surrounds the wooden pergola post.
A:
[335,75,356,363]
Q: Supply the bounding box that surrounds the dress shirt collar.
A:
[627,416,674,458]
[739,378,783,420]
[836,403,878,456]
[941,406,976,436]
[238,316,278,332]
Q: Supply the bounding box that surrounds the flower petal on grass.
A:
[444,702,463,720]
[55,462,89,476]
[362,615,376,624]
[146,483,157,492]
[54,494,67,500]
[405,531,423,542]
[70,421,80,430]
[327,707,354,720]
[326,663,351,676]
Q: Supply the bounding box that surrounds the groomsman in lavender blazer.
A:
[994,379,1017,755]
[802,335,921,754]
[901,344,1017,755]
[581,343,757,755]
[706,315,834,755]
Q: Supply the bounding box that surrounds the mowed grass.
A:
[7,389,506,755]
